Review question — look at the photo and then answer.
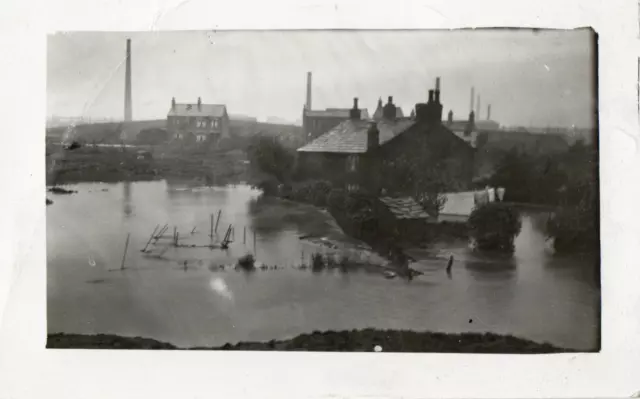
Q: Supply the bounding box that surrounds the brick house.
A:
[296,79,476,194]
[167,97,230,145]
[302,107,370,143]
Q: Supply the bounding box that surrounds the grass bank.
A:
[47,329,573,353]
[46,145,249,186]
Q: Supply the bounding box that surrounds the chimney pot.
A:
[435,77,441,91]
[448,110,453,124]
[428,90,434,103]
[388,96,393,104]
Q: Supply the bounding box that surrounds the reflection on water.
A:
[123,181,132,217]
[47,180,600,350]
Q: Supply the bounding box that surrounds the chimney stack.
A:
[349,97,361,120]
[487,104,492,120]
[306,72,312,110]
[171,97,176,111]
[435,77,441,103]
[383,96,396,120]
[197,97,202,111]
[367,121,380,151]
[448,110,453,124]
[428,90,434,104]
[476,95,481,119]
[124,38,132,122]
[470,87,475,114]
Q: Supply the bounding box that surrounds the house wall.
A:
[379,124,476,192]
[167,114,229,144]
[296,151,355,186]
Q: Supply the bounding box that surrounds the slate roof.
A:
[379,197,431,220]
[168,103,227,118]
[305,108,370,119]
[297,118,415,154]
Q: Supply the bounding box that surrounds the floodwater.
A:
[47,181,600,350]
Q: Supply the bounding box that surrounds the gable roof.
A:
[304,108,370,119]
[373,102,405,120]
[297,118,415,154]
[379,197,431,220]
[168,103,227,118]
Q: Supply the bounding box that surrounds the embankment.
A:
[47,329,572,353]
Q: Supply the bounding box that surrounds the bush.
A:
[327,188,347,211]
[237,253,256,270]
[468,203,522,252]
[255,177,280,196]
[311,252,326,272]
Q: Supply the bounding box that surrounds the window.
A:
[347,184,359,193]
[213,119,219,129]
[346,155,359,172]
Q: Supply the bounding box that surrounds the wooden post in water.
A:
[141,224,159,252]
[215,210,222,234]
[175,232,180,246]
[121,233,131,270]
[155,224,168,241]
[243,226,246,244]
[210,213,214,238]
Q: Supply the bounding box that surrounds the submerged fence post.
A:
[243,226,246,244]
[210,213,214,238]
[215,210,222,234]
[121,233,131,270]
[141,224,159,252]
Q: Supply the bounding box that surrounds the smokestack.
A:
[435,77,441,103]
[306,72,312,110]
[470,87,475,114]
[487,104,492,120]
[124,39,132,122]
[476,95,481,119]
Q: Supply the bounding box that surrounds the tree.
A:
[380,152,448,217]
[246,135,296,183]
[468,203,522,252]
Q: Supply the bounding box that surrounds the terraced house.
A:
[167,97,230,145]
[296,78,476,195]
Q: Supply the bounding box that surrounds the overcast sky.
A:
[47,29,596,128]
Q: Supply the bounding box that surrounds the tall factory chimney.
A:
[487,104,492,120]
[470,87,475,114]
[476,95,481,119]
[306,72,312,110]
[124,39,132,122]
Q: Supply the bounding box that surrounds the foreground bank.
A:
[47,329,573,353]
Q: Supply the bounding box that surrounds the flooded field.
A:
[47,181,600,350]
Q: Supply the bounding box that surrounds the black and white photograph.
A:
[44,29,601,353]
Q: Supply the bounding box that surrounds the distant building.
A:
[444,109,501,148]
[373,97,404,121]
[297,80,476,194]
[301,71,370,142]
[302,107,370,143]
[167,97,230,144]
